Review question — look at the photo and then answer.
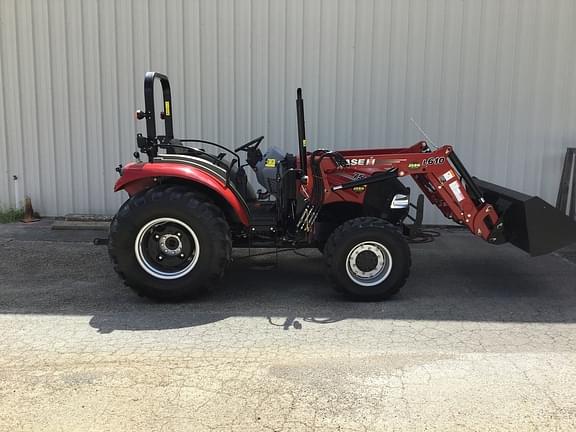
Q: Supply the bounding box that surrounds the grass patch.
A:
[0,207,25,223]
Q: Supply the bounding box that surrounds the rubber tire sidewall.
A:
[110,188,229,300]
[327,222,410,300]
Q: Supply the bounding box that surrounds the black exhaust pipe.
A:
[296,88,308,177]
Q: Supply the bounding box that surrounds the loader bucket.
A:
[474,178,576,256]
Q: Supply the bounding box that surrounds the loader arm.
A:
[318,142,498,240]
[319,141,576,256]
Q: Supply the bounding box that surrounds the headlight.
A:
[390,194,409,209]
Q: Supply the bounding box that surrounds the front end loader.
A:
[108,72,576,301]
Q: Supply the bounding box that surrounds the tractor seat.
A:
[188,152,258,202]
[230,164,257,202]
[189,150,258,202]
[157,149,258,203]
[197,151,257,202]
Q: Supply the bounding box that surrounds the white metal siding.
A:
[1,0,575,223]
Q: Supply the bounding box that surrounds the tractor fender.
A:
[114,162,250,226]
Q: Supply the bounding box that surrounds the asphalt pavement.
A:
[1,220,575,431]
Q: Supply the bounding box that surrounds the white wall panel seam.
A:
[0,3,10,206]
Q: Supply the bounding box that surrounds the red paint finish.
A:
[114,162,250,226]
[303,142,499,241]
[115,141,501,241]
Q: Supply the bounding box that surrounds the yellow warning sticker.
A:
[164,101,171,116]
[265,158,276,168]
[302,139,307,147]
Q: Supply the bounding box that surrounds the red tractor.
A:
[109,72,576,301]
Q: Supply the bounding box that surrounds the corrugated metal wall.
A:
[1,0,575,223]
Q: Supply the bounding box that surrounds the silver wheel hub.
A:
[159,234,183,256]
[134,217,200,280]
[345,241,393,286]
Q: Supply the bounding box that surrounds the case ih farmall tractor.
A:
[108,72,576,301]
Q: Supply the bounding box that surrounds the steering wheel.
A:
[235,136,264,152]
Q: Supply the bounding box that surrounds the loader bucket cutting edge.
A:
[474,178,576,256]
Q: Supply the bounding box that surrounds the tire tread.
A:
[108,184,232,301]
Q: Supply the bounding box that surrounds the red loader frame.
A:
[314,142,500,242]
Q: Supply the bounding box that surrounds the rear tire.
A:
[108,185,232,301]
[324,217,411,300]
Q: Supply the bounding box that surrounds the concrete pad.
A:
[64,214,113,222]
[52,220,110,231]
[0,219,107,242]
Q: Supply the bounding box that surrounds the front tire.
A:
[324,217,411,300]
[108,185,232,301]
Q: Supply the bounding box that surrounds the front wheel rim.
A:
[345,241,393,286]
[134,217,200,280]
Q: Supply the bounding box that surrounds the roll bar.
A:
[136,72,174,160]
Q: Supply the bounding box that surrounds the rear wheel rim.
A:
[134,217,200,280]
[345,241,393,286]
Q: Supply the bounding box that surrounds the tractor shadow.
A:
[89,239,576,333]
[1,229,575,333]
